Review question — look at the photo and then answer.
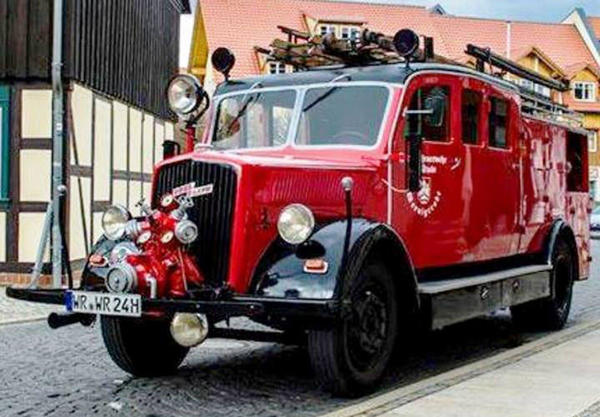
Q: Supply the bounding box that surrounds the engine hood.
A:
[153,148,388,293]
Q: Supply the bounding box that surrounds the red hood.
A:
[153,147,388,293]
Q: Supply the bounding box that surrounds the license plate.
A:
[66,291,142,317]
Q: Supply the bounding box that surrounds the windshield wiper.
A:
[302,74,351,113]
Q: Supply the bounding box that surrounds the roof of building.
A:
[196,0,600,79]
[589,16,600,38]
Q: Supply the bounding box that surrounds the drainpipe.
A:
[51,0,65,288]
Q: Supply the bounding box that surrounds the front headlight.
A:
[167,74,202,117]
[102,205,131,240]
[277,204,315,245]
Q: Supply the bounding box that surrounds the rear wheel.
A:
[308,263,398,397]
[101,316,189,376]
[511,239,575,330]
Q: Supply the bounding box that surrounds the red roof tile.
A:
[589,17,600,38]
[197,0,599,81]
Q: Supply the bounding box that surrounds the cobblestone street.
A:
[1,241,599,417]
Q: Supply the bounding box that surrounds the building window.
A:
[590,132,598,153]
[462,89,482,145]
[319,25,335,36]
[489,97,509,149]
[573,81,596,102]
[269,62,286,75]
[341,26,361,41]
[0,87,9,200]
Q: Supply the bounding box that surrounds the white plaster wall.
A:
[129,109,142,174]
[0,212,7,262]
[71,84,93,166]
[20,150,51,201]
[21,90,52,139]
[154,122,165,165]
[112,101,129,171]
[142,115,154,174]
[94,98,112,201]
[113,179,128,207]
[69,175,91,260]
[129,180,142,209]
[19,212,49,263]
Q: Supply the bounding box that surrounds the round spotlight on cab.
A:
[211,47,236,79]
[166,74,205,118]
[101,205,131,241]
[170,313,209,347]
[277,204,315,245]
[393,29,420,58]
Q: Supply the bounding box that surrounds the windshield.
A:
[212,85,389,150]
[296,86,388,146]
[213,90,296,150]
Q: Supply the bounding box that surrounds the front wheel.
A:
[101,316,189,377]
[511,239,575,330]
[308,263,398,397]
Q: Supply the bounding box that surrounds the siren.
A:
[393,29,420,58]
[211,47,236,80]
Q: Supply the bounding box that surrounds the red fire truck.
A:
[8,28,591,396]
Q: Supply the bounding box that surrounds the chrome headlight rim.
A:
[277,203,315,245]
[101,205,132,241]
[167,74,203,118]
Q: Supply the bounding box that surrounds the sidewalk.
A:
[325,320,600,417]
[0,287,59,325]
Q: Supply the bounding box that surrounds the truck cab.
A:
[8,28,591,397]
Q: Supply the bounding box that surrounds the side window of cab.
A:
[404,86,450,142]
[462,89,483,145]
[488,97,510,149]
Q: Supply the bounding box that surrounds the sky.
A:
[179,0,600,67]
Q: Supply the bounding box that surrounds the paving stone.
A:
[0,242,599,417]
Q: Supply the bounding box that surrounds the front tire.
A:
[308,263,398,397]
[511,239,575,330]
[101,316,189,376]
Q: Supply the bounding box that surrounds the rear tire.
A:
[511,239,575,330]
[308,263,398,397]
[101,316,189,376]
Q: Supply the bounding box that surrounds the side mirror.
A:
[407,134,423,192]
[423,91,446,127]
[162,140,181,160]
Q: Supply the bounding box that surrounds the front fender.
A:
[252,219,415,301]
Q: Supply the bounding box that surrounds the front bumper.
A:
[6,287,339,323]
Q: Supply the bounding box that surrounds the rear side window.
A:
[489,97,509,149]
[462,90,482,144]
[404,86,450,142]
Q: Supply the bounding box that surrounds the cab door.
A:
[391,74,468,269]
[478,87,522,258]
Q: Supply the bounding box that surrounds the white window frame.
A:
[573,81,597,102]
[319,25,336,36]
[590,132,598,153]
[268,62,286,75]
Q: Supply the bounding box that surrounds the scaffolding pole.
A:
[51,0,65,288]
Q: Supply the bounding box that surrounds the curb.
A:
[321,318,600,417]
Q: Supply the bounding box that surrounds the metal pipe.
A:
[51,0,65,288]
[29,203,53,289]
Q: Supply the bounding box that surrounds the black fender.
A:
[544,219,579,280]
[253,219,419,313]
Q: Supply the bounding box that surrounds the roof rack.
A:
[256,26,585,129]
[254,26,450,70]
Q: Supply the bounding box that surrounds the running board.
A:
[418,264,552,330]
